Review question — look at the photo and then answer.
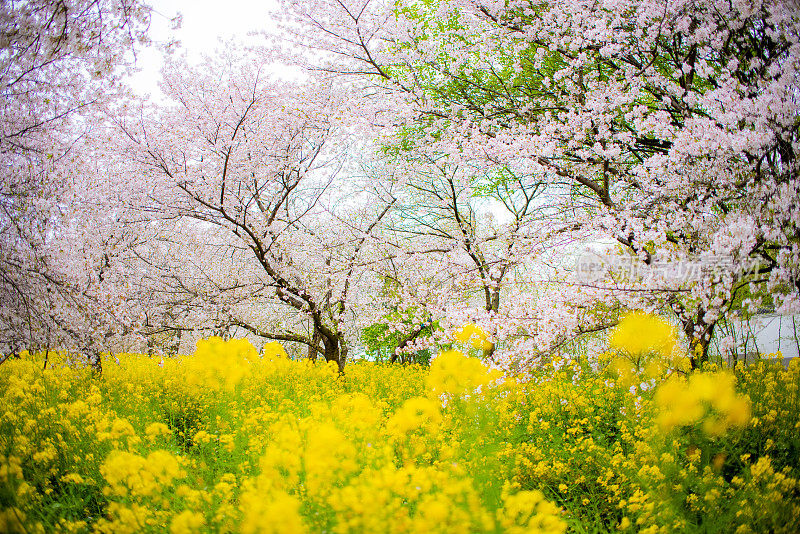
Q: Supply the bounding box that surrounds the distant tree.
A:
[0,0,152,369]
[117,52,394,372]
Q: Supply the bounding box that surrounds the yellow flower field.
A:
[1,316,799,532]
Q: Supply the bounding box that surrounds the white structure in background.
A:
[722,314,800,366]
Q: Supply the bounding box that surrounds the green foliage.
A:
[360,316,436,365]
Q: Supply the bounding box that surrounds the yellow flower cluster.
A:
[497,486,566,534]
[655,372,751,435]
[232,347,563,533]
[452,323,494,352]
[609,311,678,356]
[426,349,502,398]
[1,324,799,533]
[181,336,258,391]
[608,312,690,385]
[101,449,185,497]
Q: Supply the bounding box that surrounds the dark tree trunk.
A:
[391,324,426,364]
[315,324,346,373]
[170,329,183,356]
[307,327,321,362]
[681,308,716,369]
[483,286,500,360]
[88,349,102,375]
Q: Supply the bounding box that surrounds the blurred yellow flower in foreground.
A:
[607,311,690,386]
[263,341,288,359]
[610,311,677,356]
[453,323,494,351]
[655,372,751,435]
[497,485,566,534]
[183,337,260,391]
[426,349,501,398]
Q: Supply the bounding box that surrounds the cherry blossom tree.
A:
[0,0,151,158]
[364,148,572,363]
[116,51,395,371]
[278,0,800,367]
[0,0,153,367]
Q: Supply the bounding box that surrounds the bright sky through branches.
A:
[129,0,280,97]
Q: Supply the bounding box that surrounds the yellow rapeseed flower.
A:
[655,372,751,435]
[609,312,677,356]
[239,488,306,534]
[263,341,288,359]
[145,422,171,441]
[426,350,501,398]
[387,396,443,436]
[497,487,567,534]
[452,323,494,352]
[170,510,205,534]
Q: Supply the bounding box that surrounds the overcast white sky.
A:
[129,0,281,97]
